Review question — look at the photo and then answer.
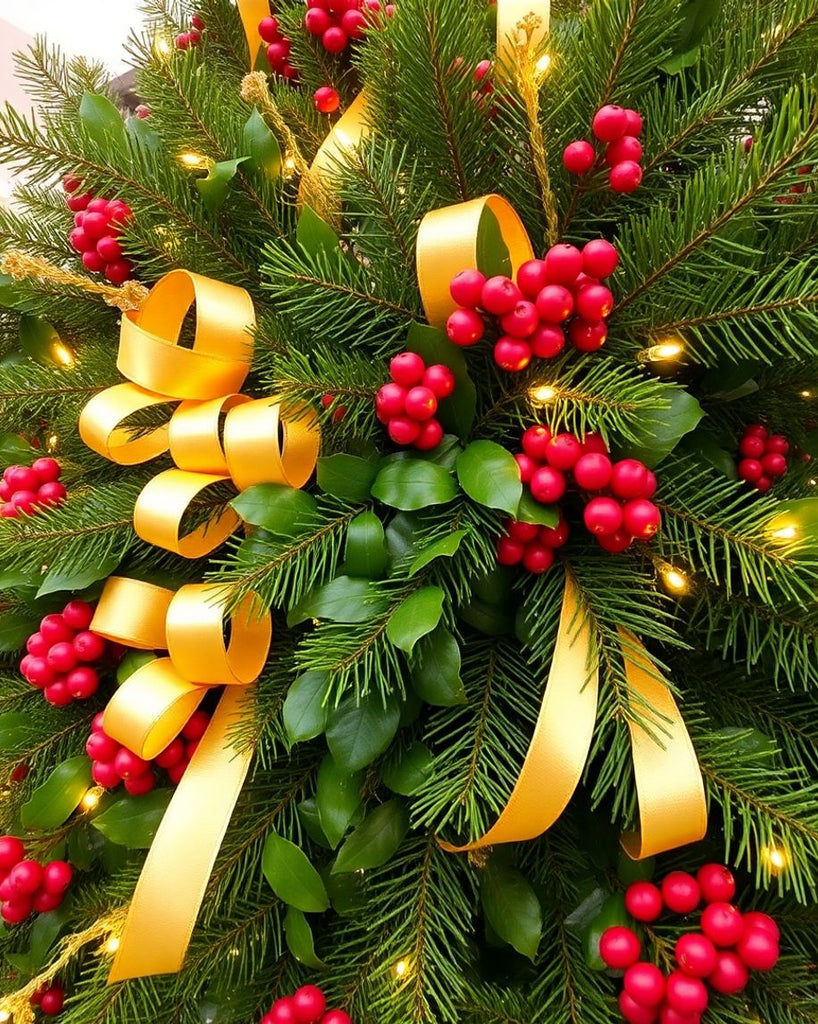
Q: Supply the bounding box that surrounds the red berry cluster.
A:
[20,600,109,706]
[86,709,210,794]
[603,864,780,1024]
[375,352,455,450]
[313,86,341,113]
[63,175,133,284]
[775,164,812,205]
[320,393,347,423]
[31,982,65,1016]
[736,424,789,493]
[175,11,205,49]
[0,457,65,518]
[563,105,644,193]
[0,836,73,925]
[497,516,570,574]
[513,426,660,554]
[472,58,495,114]
[305,0,393,55]
[262,984,352,1024]
[259,16,298,81]
[446,239,619,370]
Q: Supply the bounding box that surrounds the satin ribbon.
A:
[79,269,320,557]
[438,578,707,856]
[90,576,272,980]
[237,0,272,64]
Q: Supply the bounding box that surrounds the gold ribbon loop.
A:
[90,577,174,649]
[169,395,252,474]
[133,470,241,558]
[223,398,321,491]
[237,0,271,64]
[78,383,174,465]
[298,91,370,217]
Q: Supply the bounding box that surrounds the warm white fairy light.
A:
[528,383,558,405]
[104,936,120,955]
[770,524,797,541]
[638,340,684,363]
[800,390,812,398]
[661,566,689,595]
[535,53,552,76]
[393,957,411,980]
[81,786,104,811]
[47,434,58,452]
[51,341,75,367]
[762,843,789,874]
[0,1007,10,1022]
[153,33,173,59]
[177,151,211,170]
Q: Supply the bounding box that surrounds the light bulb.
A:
[528,384,558,405]
[0,1007,10,1022]
[762,843,788,874]
[153,33,173,59]
[800,390,812,398]
[81,786,104,811]
[535,53,552,75]
[638,340,684,363]
[662,566,689,594]
[51,341,75,367]
[104,936,120,954]
[770,524,797,541]
[393,958,410,979]
[177,151,210,170]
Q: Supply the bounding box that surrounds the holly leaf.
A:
[284,906,327,969]
[406,323,477,439]
[583,893,630,970]
[515,490,559,527]
[326,692,402,771]
[28,902,72,971]
[457,441,522,516]
[91,790,172,848]
[660,0,722,74]
[480,859,542,960]
[126,116,161,153]
[317,454,379,502]
[315,755,363,848]
[19,315,65,367]
[243,107,282,179]
[408,530,467,576]
[0,610,40,652]
[22,756,93,830]
[371,460,457,511]
[262,832,330,912]
[283,671,331,744]
[297,205,340,259]
[0,712,40,750]
[79,92,126,149]
[332,799,410,874]
[38,549,123,598]
[288,576,390,626]
[381,741,434,795]
[232,484,318,536]
[620,389,704,468]
[0,433,34,462]
[344,511,388,579]
[196,158,249,214]
[386,586,445,653]
[410,626,466,706]
[476,205,512,278]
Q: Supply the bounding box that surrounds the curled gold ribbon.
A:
[90,577,272,980]
[237,0,272,65]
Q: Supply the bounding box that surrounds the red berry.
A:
[9,859,44,895]
[481,276,521,315]
[449,269,486,308]
[125,771,156,796]
[0,837,25,869]
[599,925,641,969]
[675,933,717,978]
[742,911,779,941]
[40,986,65,1016]
[24,656,55,688]
[404,386,438,421]
[544,244,582,286]
[530,324,565,358]
[708,950,749,994]
[96,236,123,262]
[611,459,650,500]
[493,337,532,372]
[522,543,554,574]
[321,1013,353,1024]
[568,318,607,351]
[414,418,443,451]
[66,192,92,212]
[618,991,658,1024]
[507,519,540,544]
[73,631,106,662]
[737,458,763,483]
[83,211,110,240]
[701,902,744,947]
[67,666,99,699]
[42,860,73,894]
[535,284,574,322]
[610,160,643,193]
[761,452,787,477]
[574,453,612,491]
[390,351,426,387]
[292,985,327,1023]
[175,32,191,49]
[500,300,539,338]
[473,59,492,84]
[739,435,765,459]
[582,433,609,456]
[623,109,643,136]
[62,600,93,630]
[624,962,666,1007]
[515,260,550,300]
[92,760,121,788]
[37,481,66,508]
[446,308,484,346]
[268,998,298,1024]
[765,434,789,454]
[736,928,779,971]
[70,227,93,253]
[155,737,185,769]
[530,467,566,504]
[342,7,367,38]
[47,641,78,673]
[44,679,72,707]
[497,537,525,565]
[593,105,628,142]
[91,712,106,732]
[388,417,421,445]
[522,425,552,460]
[576,283,614,321]
[755,475,773,493]
[305,8,331,35]
[582,240,619,279]
[6,465,39,491]
[1,895,33,924]
[422,364,455,399]
[515,453,536,483]
[544,433,582,471]
[27,632,49,657]
[191,13,205,31]
[606,135,643,166]
[11,489,39,514]
[375,383,407,422]
[661,872,700,914]
[33,890,63,913]
[625,881,663,921]
[105,260,132,284]
[322,26,348,52]
[584,497,623,536]
[86,731,120,761]
[114,748,151,780]
[622,499,661,541]
[665,972,708,1016]
[258,16,280,42]
[62,173,82,193]
[563,140,596,174]
[313,86,341,113]
[539,518,570,548]
[696,863,736,903]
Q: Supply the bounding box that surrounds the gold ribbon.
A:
[90,576,272,980]
[79,269,320,557]
[237,0,272,64]
[438,578,707,857]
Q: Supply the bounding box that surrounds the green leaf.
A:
[79,92,126,148]
[410,626,466,705]
[480,859,542,960]
[284,906,327,969]
[283,671,331,744]
[386,586,445,653]
[19,315,66,367]
[564,886,608,929]
[29,902,72,971]
[381,741,434,795]
[515,490,559,527]
[0,610,40,652]
[457,441,522,516]
[459,597,515,636]
[583,894,630,970]
[261,832,329,912]
[317,454,379,502]
[344,512,388,579]
[326,692,402,771]
[297,205,340,259]
[768,498,818,554]
[616,850,656,885]
[660,0,722,74]
[0,433,33,463]
[315,755,363,848]
[126,116,161,152]
[408,530,467,576]
[325,866,367,916]
[288,576,390,626]
[0,712,39,750]
[231,484,318,536]
[476,205,512,278]
[196,158,249,214]
[116,650,157,686]
[22,756,93,830]
[406,323,477,439]
[0,274,33,311]
[712,726,775,757]
[371,460,457,511]
[37,549,122,598]
[679,431,737,480]
[620,389,704,468]
[242,108,282,179]
[91,790,172,848]
[67,824,105,871]
[298,797,333,849]
[332,799,410,874]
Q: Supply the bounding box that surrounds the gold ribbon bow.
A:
[90,576,272,981]
[79,269,320,557]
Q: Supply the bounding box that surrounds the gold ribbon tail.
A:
[237,0,271,65]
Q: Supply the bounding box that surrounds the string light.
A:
[47,434,58,452]
[153,33,173,59]
[51,341,75,367]
[637,340,684,363]
[762,843,789,875]
[104,936,121,955]
[769,524,797,541]
[800,390,812,398]
[393,957,411,980]
[177,151,211,170]
[80,786,104,811]
[0,1007,10,1022]
[534,53,552,76]
[528,383,558,405]
[283,155,297,175]
[661,565,689,595]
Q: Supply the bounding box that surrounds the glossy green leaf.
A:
[767,498,818,553]
[660,0,722,74]
[324,865,368,916]
[326,692,402,771]
[116,650,158,686]
[515,490,560,527]
[0,274,32,311]
[297,205,340,259]
[564,886,608,929]
[22,756,93,829]
[262,832,329,912]
[0,712,40,749]
[19,315,65,367]
[79,92,126,148]
[381,741,434,795]
[231,484,318,536]
[317,454,379,502]
[283,671,331,744]
[583,894,630,970]
[679,431,737,480]
[288,576,390,626]
[29,901,72,971]
[0,610,40,652]
[406,323,477,439]
[315,755,363,848]
[196,158,248,214]
[345,511,388,579]
[67,824,106,871]
[616,850,656,885]
[620,389,704,468]
[476,205,512,277]
[126,115,161,152]
[371,460,457,511]
[457,441,522,516]
[410,626,466,705]
[386,586,445,653]
[298,797,333,849]
[459,596,515,636]
[713,726,776,757]
[408,530,467,576]
[284,906,327,968]
[0,433,33,462]
[37,549,122,598]
[333,799,410,874]
[480,859,542,960]
[385,512,420,562]
[243,107,282,179]
[91,790,172,848]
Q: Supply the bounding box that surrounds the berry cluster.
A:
[0,836,73,925]
[446,239,619,370]
[736,424,789,493]
[305,0,393,54]
[497,516,570,574]
[375,352,455,450]
[259,16,298,81]
[472,58,495,113]
[603,864,780,1024]
[514,426,660,554]
[0,457,65,518]
[31,982,65,1017]
[262,984,352,1024]
[563,105,644,194]
[175,11,205,49]
[320,393,347,423]
[313,86,341,112]
[20,600,109,706]
[86,709,211,795]
[63,175,133,284]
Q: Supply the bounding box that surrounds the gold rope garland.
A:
[0,250,148,312]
